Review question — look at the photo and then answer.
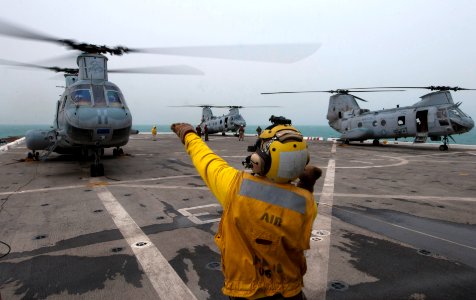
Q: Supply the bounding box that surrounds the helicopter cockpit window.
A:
[92,85,106,107]
[448,107,468,118]
[71,89,92,106]
[106,90,123,107]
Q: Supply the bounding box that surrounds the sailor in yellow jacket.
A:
[171,122,321,300]
[151,125,157,141]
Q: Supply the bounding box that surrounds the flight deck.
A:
[0,134,475,299]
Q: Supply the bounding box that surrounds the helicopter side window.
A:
[437,109,447,119]
[71,89,92,106]
[397,116,405,126]
[106,91,123,107]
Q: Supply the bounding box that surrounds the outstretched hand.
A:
[297,165,322,193]
[171,123,196,144]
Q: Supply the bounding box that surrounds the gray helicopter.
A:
[0,18,319,176]
[171,105,278,135]
[263,86,475,151]
[0,55,203,177]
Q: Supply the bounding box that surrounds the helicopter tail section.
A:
[327,94,361,129]
[201,107,214,122]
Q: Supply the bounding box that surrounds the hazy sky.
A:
[0,0,475,126]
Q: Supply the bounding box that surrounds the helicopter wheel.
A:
[439,145,448,151]
[27,152,34,159]
[113,148,117,156]
[35,152,40,161]
[372,139,380,146]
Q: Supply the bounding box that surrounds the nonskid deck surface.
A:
[0,135,475,299]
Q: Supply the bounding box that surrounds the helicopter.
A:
[0,18,319,176]
[170,105,278,135]
[262,86,475,151]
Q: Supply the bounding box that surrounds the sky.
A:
[0,0,475,126]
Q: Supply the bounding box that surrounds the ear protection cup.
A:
[255,146,271,175]
[250,153,264,174]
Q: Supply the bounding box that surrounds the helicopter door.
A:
[416,110,428,133]
[224,117,228,131]
[414,110,429,143]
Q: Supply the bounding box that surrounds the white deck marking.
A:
[330,193,476,202]
[335,155,408,169]
[94,185,197,300]
[178,204,222,224]
[3,182,475,203]
[330,205,476,251]
[304,142,336,300]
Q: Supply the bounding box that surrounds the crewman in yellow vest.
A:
[171,121,321,300]
[151,125,157,141]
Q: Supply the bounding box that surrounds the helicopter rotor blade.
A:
[169,105,281,109]
[108,65,204,75]
[261,89,403,95]
[351,94,368,102]
[0,58,78,74]
[0,18,320,62]
[130,43,321,63]
[349,86,476,91]
[0,18,59,44]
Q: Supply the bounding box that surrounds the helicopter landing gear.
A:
[90,148,104,177]
[439,136,449,151]
[112,147,124,156]
[372,139,380,146]
[27,151,40,160]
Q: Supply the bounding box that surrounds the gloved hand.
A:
[297,165,322,193]
[171,123,196,144]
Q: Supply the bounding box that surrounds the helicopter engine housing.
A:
[25,129,55,151]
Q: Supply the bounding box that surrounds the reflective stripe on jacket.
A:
[184,133,317,299]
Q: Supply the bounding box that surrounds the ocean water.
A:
[1,124,476,145]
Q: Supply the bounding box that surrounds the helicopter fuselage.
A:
[25,54,132,154]
[328,91,474,142]
[200,107,246,134]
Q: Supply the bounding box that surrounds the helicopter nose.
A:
[467,117,475,131]
[452,116,474,132]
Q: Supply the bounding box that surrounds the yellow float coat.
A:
[184,133,317,298]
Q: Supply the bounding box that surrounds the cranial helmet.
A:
[250,124,309,183]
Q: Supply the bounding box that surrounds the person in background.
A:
[170,121,321,300]
[256,126,262,136]
[151,125,157,141]
[238,125,245,141]
[204,124,209,141]
[196,124,202,138]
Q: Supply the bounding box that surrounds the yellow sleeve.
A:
[183,133,240,207]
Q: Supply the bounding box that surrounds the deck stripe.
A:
[303,142,336,299]
[94,185,197,300]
